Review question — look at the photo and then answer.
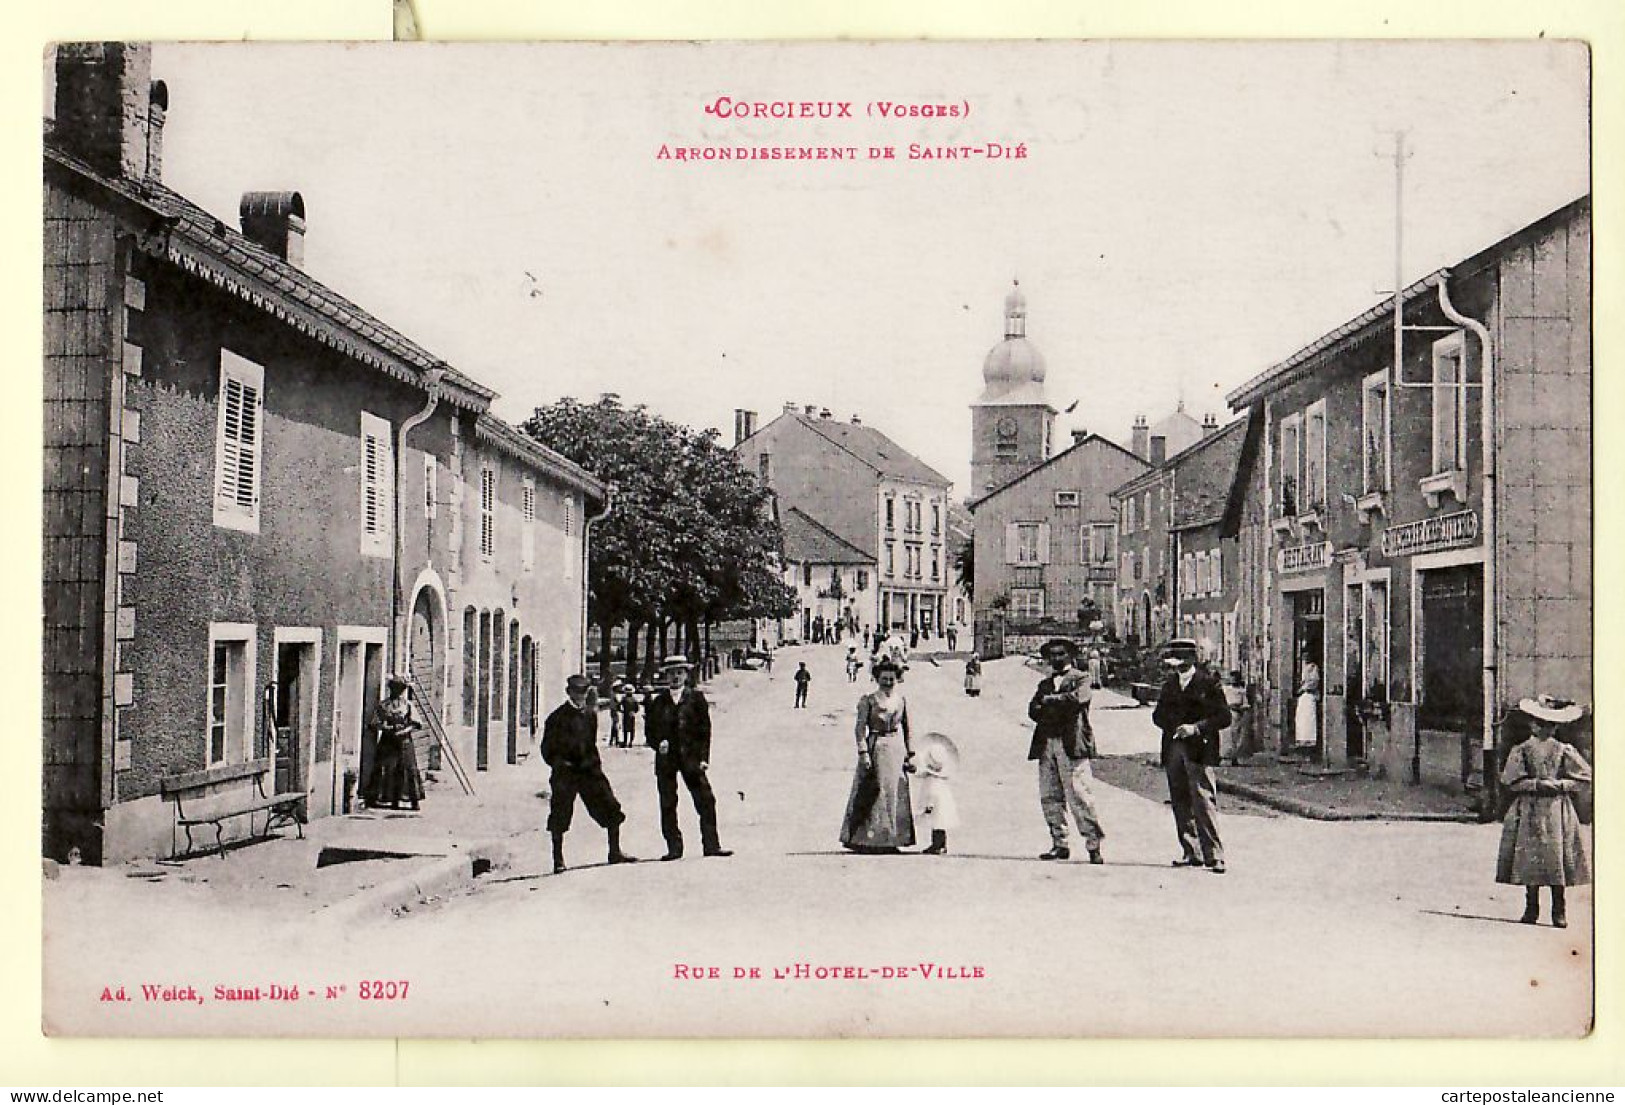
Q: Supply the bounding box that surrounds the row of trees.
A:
[522,395,797,684]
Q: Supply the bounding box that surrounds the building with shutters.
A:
[969,432,1148,657]
[737,405,953,638]
[1224,196,1590,792]
[43,44,603,864]
[778,506,877,643]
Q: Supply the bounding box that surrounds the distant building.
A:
[970,282,1057,498]
[779,506,876,643]
[1226,196,1590,791]
[738,405,953,638]
[970,431,1147,658]
[43,44,602,863]
[1168,416,1249,670]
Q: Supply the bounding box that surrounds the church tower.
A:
[970,280,1057,497]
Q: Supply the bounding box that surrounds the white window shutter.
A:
[1037,523,1051,564]
[1004,523,1019,565]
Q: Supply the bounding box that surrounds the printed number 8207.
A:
[358,980,410,1000]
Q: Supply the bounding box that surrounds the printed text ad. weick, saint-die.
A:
[658,96,1030,164]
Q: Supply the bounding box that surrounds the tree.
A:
[953,538,974,600]
[523,395,793,684]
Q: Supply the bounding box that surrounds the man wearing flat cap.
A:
[1152,639,1232,873]
[645,656,732,860]
[1028,637,1105,863]
[540,675,637,874]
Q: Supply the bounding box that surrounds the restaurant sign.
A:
[1278,541,1331,575]
[1381,509,1480,558]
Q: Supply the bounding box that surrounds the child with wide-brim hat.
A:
[1497,694,1590,927]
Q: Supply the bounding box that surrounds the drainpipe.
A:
[580,484,616,678]
[1434,273,1498,818]
[393,366,446,672]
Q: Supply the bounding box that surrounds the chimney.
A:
[819,407,832,420]
[239,191,306,266]
[803,404,818,417]
[1070,429,1089,447]
[850,413,862,425]
[1131,414,1149,460]
[732,409,757,445]
[1203,412,1219,437]
[142,80,168,181]
[782,401,797,414]
[1150,435,1167,466]
[52,43,154,180]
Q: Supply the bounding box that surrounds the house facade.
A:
[970,432,1146,657]
[1225,197,1591,791]
[778,506,876,643]
[1169,417,1249,672]
[739,406,952,639]
[43,44,603,864]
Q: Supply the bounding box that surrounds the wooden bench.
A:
[160,758,307,859]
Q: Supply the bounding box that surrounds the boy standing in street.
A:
[793,662,812,708]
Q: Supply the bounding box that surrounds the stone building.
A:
[738,405,953,638]
[1225,196,1590,791]
[43,44,603,863]
[778,506,876,643]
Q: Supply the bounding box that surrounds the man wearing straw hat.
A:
[645,655,733,861]
[540,675,638,874]
[1028,637,1104,863]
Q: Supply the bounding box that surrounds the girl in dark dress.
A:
[369,675,426,811]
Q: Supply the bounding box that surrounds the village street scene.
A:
[40,41,1592,1038]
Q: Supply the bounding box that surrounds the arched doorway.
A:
[1141,591,1153,644]
[408,585,445,717]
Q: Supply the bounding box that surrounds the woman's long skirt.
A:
[1293,692,1318,747]
[840,731,915,849]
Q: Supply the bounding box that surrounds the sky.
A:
[128,41,1588,496]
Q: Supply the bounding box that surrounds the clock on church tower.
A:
[970,281,1057,496]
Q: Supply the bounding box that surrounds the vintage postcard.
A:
[39,38,1592,1039]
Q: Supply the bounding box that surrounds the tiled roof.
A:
[781,507,874,566]
[1169,418,1247,530]
[473,416,607,501]
[793,414,951,488]
[46,143,493,410]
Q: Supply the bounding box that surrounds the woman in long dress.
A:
[369,675,426,812]
[840,657,916,852]
[1293,649,1320,749]
[1498,695,1591,927]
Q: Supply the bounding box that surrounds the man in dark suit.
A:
[1027,637,1104,863]
[540,675,637,874]
[645,656,732,861]
[1152,639,1232,873]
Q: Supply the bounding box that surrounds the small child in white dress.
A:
[914,732,960,855]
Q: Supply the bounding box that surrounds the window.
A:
[1142,491,1152,531]
[1120,552,1131,580]
[932,504,942,535]
[359,411,393,557]
[1011,588,1045,620]
[885,497,895,531]
[996,439,1018,459]
[479,466,496,559]
[803,563,814,587]
[1015,523,1040,564]
[856,569,869,591]
[1212,548,1223,595]
[564,495,575,536]
[1278,412,1302,517]
[907,545,921,579]
[1089,524,1114,566]
[521,477,536,571]
[1362,371,1392,493]
[205,624,253,767]
[1124,497,1137,534]
[758,452,770,481]
[423,454,438,519]
[885,541,895,576]
[1053,490,1081,508]
[930,544,940,581]
[213,351,264,533]
[1303,399,1327,513]
[1432,333,1469,473]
